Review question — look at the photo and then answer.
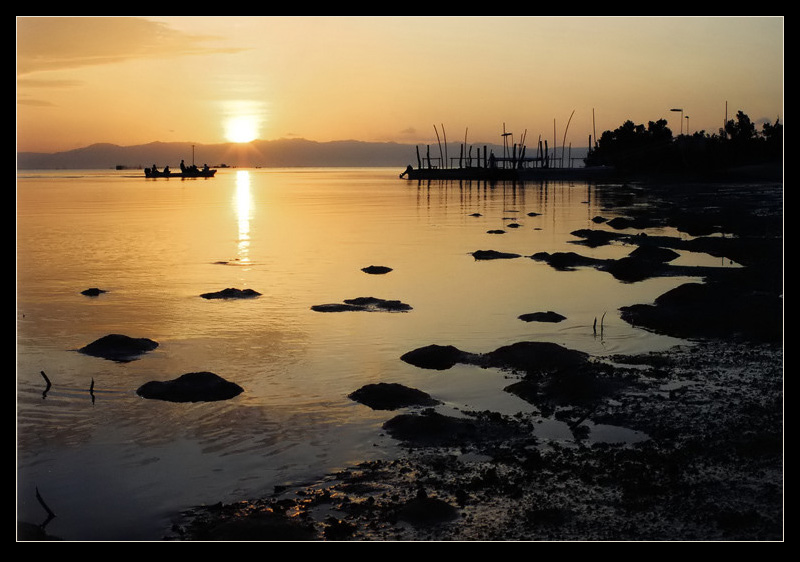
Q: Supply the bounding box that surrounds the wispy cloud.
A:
[16,16,243,77]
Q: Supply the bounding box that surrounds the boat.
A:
[145,145,217,178]
[144,167,216,178]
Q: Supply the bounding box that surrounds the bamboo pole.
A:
[433,125,443,169]
[562,110,575,168]
[441,123,448,169]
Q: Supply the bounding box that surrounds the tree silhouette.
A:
[585,110,781,174]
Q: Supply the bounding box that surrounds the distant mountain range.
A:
[17,138,589,170]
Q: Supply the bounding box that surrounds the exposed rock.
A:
[401,341,590,378]
[382,410,480,446]
[136,371,243,403]
[80,287,107,296]
[78,334,158,362]
[200,288,261,299]
[349,382,440,410]
[529,251,603,271]
[361,265,393,275]
[603,255,668,282]
[518,311,566,323]
[312,297,412,313]
[311,303,364,312]
[628,245,680,263]
[483,341,590,375]
[400,344,475,370]
[471,249,521,260]
[606,216,648,230]
[620,281,782,342]
[569,228,623,248]
[397,489,459,526]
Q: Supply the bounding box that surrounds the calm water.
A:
[17,168,720,540]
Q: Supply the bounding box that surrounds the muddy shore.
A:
[170,178,783,542]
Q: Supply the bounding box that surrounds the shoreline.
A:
[172,340,783,541]
[18,176,782,542]
[167,179,783,541]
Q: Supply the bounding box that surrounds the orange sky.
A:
[16,16,784,154]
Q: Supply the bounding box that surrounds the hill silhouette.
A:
[18,137,587,171]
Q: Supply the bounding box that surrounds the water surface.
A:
[17,168,716,540]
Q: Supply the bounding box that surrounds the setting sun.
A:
[225,115,260,143]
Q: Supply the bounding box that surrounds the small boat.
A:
[145,167,216,178]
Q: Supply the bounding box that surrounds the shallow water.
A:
[17,168,722,540]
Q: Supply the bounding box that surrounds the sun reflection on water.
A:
[235,170,253,265]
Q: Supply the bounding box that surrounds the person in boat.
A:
[151,164,158,174]
[202,163,209,173]
[180,160,186,173]
[163,165,170,175]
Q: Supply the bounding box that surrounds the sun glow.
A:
[225,115,260,143]
[222,100,267,143]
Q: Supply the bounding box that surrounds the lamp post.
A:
[685,116,689,136]
[670,108,684,136]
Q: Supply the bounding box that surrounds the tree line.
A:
[584,110,782,174]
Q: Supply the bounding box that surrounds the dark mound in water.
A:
[348,382,440,410]
[471,249,521,260]
[400,344,475,370]
[200,288,261,299]
[628,245,680,263]
[529,251,602,271]
[78,334,158,362]
[621,280,782,342]
[312,297,412,313]
[397,489,459,527]
[483,341,590,375]
[401,341,590,376]
[518,311,566,323]
[383,408,529,448]
[361,265,393,275]
[136,371,243,403]
[80,287,107,296]
[382,410,480,446]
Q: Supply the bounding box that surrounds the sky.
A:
[16,16,784,154]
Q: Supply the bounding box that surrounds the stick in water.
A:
[40,371,52,398]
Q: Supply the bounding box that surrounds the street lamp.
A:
[670,108,684,135]
[685,115,690,136]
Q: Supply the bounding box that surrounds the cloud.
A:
[16,16,242,76]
